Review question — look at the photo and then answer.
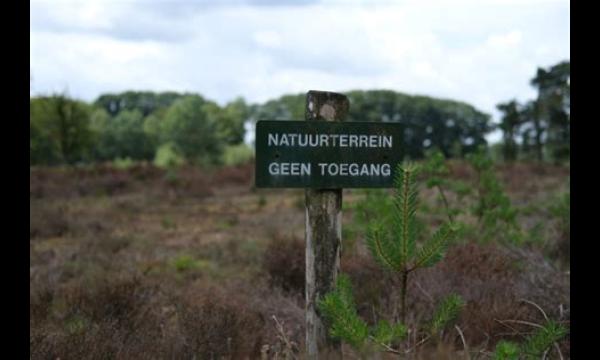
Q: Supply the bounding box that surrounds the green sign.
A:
[255,120,403,188]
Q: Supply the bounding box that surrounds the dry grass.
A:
[30,161,569,358]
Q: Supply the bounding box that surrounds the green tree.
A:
[220,97,249,145]
[90,109,153,161]
[345,90,492,159]
[518,101,545,161]
[496,100,522,162]
[94,91,187,117]
[203,98,248,146]
[30,94,93,165]
[142,107,168,153]
[366,163,459,324]
[88,107,112,161]
[523,61,571,161]
[161,95,223,165]
[111,110,153,160]
[30,103,60,165]
[529,61,570,162]
[250,93,305,121]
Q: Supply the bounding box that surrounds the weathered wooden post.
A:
[304,91,348,359]
[254,90,402,358]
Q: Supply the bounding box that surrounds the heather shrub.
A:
[263,234,305,294]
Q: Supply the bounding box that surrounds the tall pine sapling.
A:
[318,163,464,355]
[368,163,460,324]
[423,149,455,222]
[466,148,522,244]
[422,150,472,241]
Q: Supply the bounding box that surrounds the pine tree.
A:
[366,163,459,324]
[318,163,464,355]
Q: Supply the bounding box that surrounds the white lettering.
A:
[288,133,297,146]
[268,133,278,146]
[290,162,300,175]
[301,163,311,175]
[319,134,329,147]
[369,135,378,147]
[339,135,348,147]
[370,163,380,176]
[280,134,289,146]
[339,163,348,176]
[309,134,319,146]
[268,162,311,176]
[266,133,393,148]
[330,134,339,146]
[307,163,394,177]
[381,163,391,176]
[318,163,327,175]
[328,163,339,175]
[269,162,279,175]
[360,164,370,176]
[383,136,392,148]
[298,134,308,147]
[359,135,368,147]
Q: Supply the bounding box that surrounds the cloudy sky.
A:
[30,0,569,140]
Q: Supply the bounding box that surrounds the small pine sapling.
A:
[368,163,460,324]
[352,189,395,231]
[317,274,372,350]
[493,340,520,360]
[318,163,464,355]
[493,319,568,359]
[423,149,458,222]
[520,319,568,359]
[466,148,522,244]
[426,293,465,336]
[345,189,395,255]
[319,274,408,354]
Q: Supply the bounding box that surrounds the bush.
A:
[153,142,185,168]
[30,205,69,239]
[262,234,305,294]
[549,191,570,266]
[212,163,254,186]
[176,288,265,358]
[112,157,135,169]
[221,143,254,166]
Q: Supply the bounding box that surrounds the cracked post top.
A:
[305,90,349,122]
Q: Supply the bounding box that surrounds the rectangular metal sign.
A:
[255,120,403,188]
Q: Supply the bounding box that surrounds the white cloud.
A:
[30,0,569,133]
[486,30,523,49]
[253,30,283,48]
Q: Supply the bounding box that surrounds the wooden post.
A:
[305,90,349,359]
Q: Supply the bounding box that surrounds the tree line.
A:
[30,92,249,166]
[30,60,569,167]
[496,60,570,163]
